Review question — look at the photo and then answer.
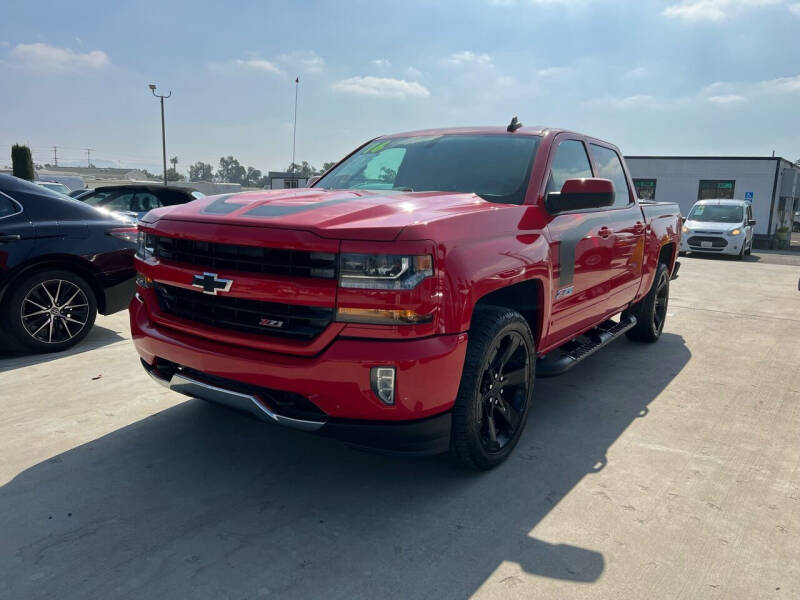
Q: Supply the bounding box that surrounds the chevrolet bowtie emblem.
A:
[191,272,233,295]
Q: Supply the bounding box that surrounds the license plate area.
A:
[701,241,713,248]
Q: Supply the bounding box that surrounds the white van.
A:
[680,199,755,259]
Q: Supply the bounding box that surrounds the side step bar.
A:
[536,314,637,377]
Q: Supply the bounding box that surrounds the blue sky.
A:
[1,0,799,174]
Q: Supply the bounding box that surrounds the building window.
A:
[633,178,657,201]
[698,180,735,200]
[285,179,299,189]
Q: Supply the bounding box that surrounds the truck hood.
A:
[684,220,741,233]
[142,188,498,241]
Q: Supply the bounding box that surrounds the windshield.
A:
[316,134,541,205]
[688,203,744,223]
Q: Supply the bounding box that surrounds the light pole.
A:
[149,84,171,186]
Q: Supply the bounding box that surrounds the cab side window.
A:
[546,140,593,196]
[590,144,631,208]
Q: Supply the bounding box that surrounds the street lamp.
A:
[149,83,171,186]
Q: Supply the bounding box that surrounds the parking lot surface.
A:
[1,253,799,599]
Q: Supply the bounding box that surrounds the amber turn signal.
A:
[336,307,433,325]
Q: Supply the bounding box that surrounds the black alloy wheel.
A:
[625,261,670,343]
[5,269,98,352]
[451,306,535,470]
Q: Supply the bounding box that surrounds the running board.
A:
[536,315,637,377]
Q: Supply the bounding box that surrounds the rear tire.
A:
[624,262,669,343]
[3,269,97,353]
[451,306,535,470]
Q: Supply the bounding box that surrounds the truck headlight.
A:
[339,253,433,290]
[136,231,155,259]
[728,228,742,236]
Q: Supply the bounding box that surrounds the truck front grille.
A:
[154,283,333,341]
[152,235,336,279]
[687,235,728,248]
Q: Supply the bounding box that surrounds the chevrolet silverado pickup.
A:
[131,124,681,469]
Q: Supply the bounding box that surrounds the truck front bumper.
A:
[130,295,467,455]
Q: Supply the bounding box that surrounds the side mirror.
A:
[306,175,321,187]
[748,219,756,227]
[546,178,615,213]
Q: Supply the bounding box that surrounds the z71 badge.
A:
[259,318,284,328]
[555,286,574,300]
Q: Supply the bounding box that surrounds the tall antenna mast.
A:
[292,77,299,167]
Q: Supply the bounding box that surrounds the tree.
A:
[321,161,336,173]
[188,161,214,182]
[12,144,34,181]
[245,166,262,187]
[170,156,178,170]
[166,168,185,182]
[217,156,247,184]
[286,161,317,177]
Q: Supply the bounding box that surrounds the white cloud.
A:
[371,58,391,67]
[11,42,109,71]
[662,0,783,21]
[331,76,430,99]
[443,51,493,67]
[708,94,746,103]
[233,58,281,74]
[757,73,800,92]
[791,2,800,13]
[536,66,568,77]
[589,94,655,109]
[278,50,325,73]
[405,66,422,79]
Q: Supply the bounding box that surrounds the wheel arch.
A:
[472,278,545,348]
[0,255,105,312]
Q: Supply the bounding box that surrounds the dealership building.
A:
[625,156,800,248]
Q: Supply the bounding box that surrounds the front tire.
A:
[451,306,535,470]
[4,269,97,353]
[624,262,670,343]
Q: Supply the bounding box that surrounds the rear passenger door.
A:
[545,137,617,343]
[0,192,36,279]
[588,143,645,315]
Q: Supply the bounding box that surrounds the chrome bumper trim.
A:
[146,368,326,432]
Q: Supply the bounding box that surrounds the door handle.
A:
[597,226,612,239]
[0,234,21,242]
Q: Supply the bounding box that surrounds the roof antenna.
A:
[507,116,522,132]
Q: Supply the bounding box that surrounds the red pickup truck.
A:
[131,124,681,469]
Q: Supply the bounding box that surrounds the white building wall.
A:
[625,157,779,235]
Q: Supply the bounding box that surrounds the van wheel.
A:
[624,262,669,343]
[451,306,534,470]
[4,269,97,353]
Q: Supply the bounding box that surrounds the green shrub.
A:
[12,144,34,181]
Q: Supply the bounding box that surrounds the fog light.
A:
[370,367,396,405]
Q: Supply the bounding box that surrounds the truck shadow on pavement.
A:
[0,333,690,599]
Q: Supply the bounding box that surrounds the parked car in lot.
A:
[680,199,755,259]
[68,188,92,199]
[36,181,71,195]
[0,174,137,352]
[77,184,205,224]
[793,210,799,233]
[131,125,682,469]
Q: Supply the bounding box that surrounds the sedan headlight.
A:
[339,253,433,290]
[136,230,155,259]
[728,228,742,236]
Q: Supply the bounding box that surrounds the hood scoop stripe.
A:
[244,197,355,218]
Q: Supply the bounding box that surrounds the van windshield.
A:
[315,134,541,205]
[688,204,743,223]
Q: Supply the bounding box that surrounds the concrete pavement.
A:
[1,255,798,599]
